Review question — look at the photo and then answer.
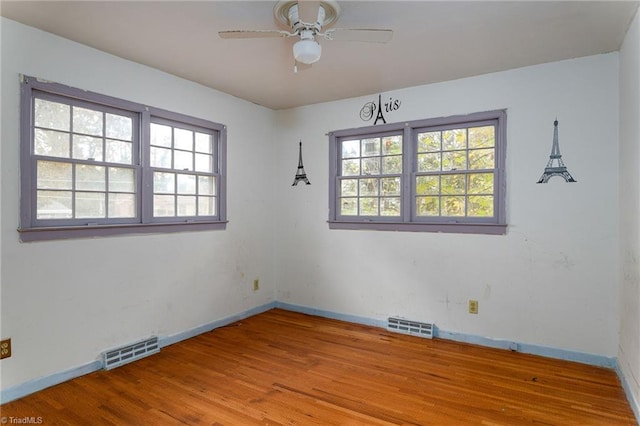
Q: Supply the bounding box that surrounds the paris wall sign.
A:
[360,93,401,125]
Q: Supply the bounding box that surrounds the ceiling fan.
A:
[219,0,393,71]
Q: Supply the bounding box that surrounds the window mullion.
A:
[71,162,77,220]
[140,108,152,224]
[403,124,413,223]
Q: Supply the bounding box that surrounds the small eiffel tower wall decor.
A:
[537,119,577,183]
[292,141,311,186]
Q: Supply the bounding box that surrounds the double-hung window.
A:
[328,110,506,234]
[19,76,226,241]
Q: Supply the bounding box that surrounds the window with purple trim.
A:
[19,76,227,241]
[328,110,507,234]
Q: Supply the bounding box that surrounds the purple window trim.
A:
[327,221,506,235]
[328,110,507,235]
[19,75,227,242]
[18,221,228,242]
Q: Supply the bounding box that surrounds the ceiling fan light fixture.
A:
[293,39,322,64]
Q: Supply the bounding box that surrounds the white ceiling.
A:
[1,1,638,110]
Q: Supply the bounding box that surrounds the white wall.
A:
[274,53,620,357]
[0,18,277,389]
[619,8,640,414]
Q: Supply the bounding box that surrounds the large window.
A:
[19,76,226,241]
[328,110,506,234]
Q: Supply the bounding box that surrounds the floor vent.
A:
[387,317,434,339]
[103,336,159,370]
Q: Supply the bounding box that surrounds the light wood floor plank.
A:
[1,309,635,425]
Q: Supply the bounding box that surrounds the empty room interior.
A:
[1,0,639,424]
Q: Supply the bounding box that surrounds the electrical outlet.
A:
[1,338,11,359]
[468,300,479,314]
[253,278,260,291]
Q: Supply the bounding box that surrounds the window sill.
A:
[328,220,506,235]
[18,221,228,242]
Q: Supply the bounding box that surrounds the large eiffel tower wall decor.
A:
[537,119,577,183]
[292,141,311,186]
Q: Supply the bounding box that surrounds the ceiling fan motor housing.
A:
[278,2,334,65]
[275,1,340,31]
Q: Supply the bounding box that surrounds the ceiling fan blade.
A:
[219,30,292,39]
[323,28,393,43]
[297,0,321,25]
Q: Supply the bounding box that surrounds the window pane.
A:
[25,79,225,233]
[109,167,135,192]
[468,173,494,194]
[174,128,193,151]
[150,123,172,147]
[330,111,504,230]
[106,140,132,164]
[150,147,172,168]
[417,132,440,152]
[341,159,360,176]
[73,107,103,136]
[340,179,357,196]
[382,136,402,155]
[177,174,196,194]
[360,198,378,215]
[198,196,215,216]
[35,99,70,131]
[417,153,440,172]
[37,190,72,219]
[198,176,215,195]
[341,140,360,158]
[195,153,212,173]
[442,150,466,171]
[75,192,106,218]
[154,172,175,194]
[37,161,72,190]
[382,155,402,174]
[35,129,70,158]
[154,195,175,216]
[441,174,465,195]
[362,157,380,175]
[106,113,132,141]
[177,195,196,216]
[361,138,380,157]
[381,177,400,196]
[380,197,401,216]
[76,165,106,191]
[416,196,439,216]
[340,198,357,215]
[468,196,494,217]
[195,133,212,153]
[441,196,465,216]
[108,193,136,218]
[174,151,193,171]
[469,148,495,170]
[416,176,439,195]
[359,178,378,196]
[443,129,466,151]
[468,126,495,149]
[72,135,103,161]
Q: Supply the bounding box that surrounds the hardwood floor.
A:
[1,309,636,425]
